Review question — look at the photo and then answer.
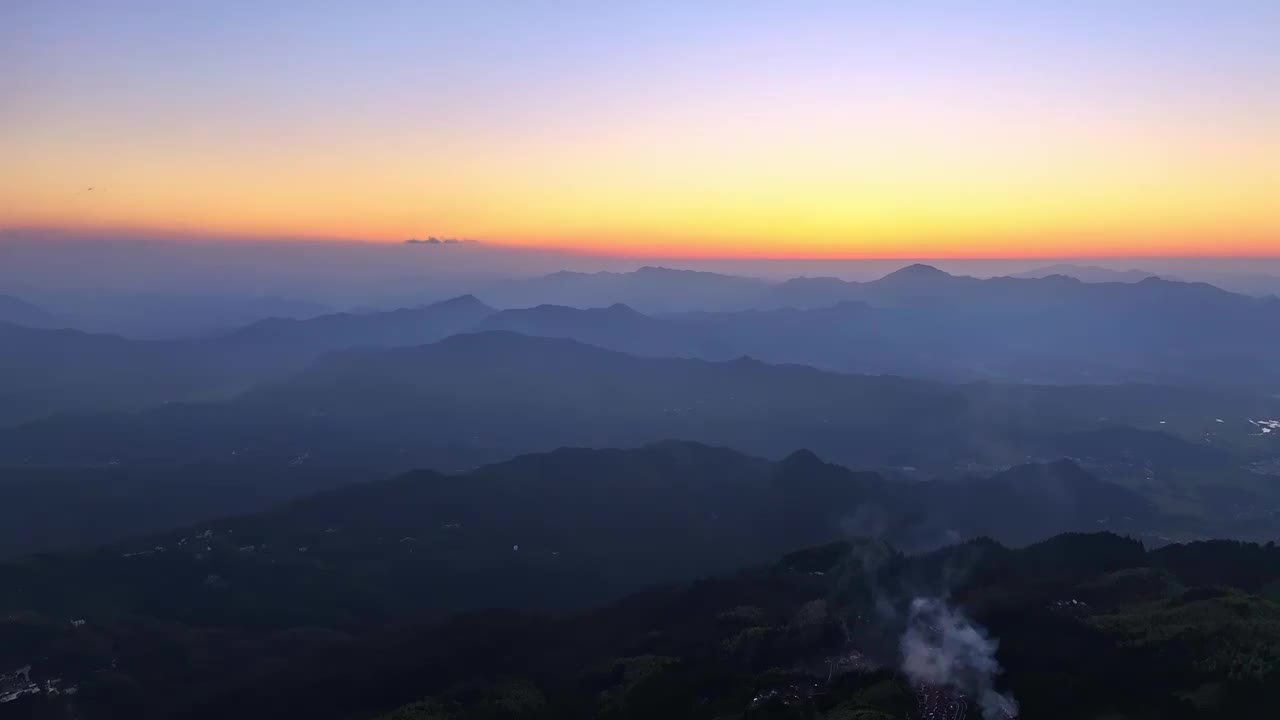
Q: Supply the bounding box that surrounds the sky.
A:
[2,1,1278,258]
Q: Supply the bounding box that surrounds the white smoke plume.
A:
[900,597,1018,719]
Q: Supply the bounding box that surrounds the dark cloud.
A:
[405,237,478,245]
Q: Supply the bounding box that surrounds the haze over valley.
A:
[4,2,1280,719]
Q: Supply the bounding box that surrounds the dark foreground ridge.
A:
[5,529,1279,720]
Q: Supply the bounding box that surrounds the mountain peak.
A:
[877,263,952,283]
[604,302,641,314]
[634,266,730,279]
[430,294,491,310]
[780,448,825,468]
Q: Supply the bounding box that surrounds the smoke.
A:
[899,597,1018,719]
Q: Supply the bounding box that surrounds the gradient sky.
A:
[3,1,1278,257]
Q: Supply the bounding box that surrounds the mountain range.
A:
[3,265,1280,428]
[3,328,1277,550]
[1011,264,1160,283]
[476,266,773,312]
[9,329,1273,469]
[2,262,1279,720]
[0,442,1160,623]
[1013,263,1280,298]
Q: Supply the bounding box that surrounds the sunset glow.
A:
[3,2,1277,258]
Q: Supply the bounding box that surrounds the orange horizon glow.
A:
[6,99,1276,258]
[4,3,1278,260]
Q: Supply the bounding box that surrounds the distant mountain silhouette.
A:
[8,328,1271,469]
[0,295,500,424]
[224,332,1269,473]
[5,269,1280,427]
[0,323,231,423]
[474,270,1280,384]
[871,262,962,287]
[1010,265,1280,297]
[481,266,770,312]
[1200,271,1280,298]
[13,290,335,339]
[225,293,497,357]
[0,293,60,328]
[769,268,1280,383]
[763,276,864,308]
[1012,264,1160,283]
[477,302,733,359]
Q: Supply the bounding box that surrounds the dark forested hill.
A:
[4,331,1277,543]
[922,460,1157,546]
[7,529,1280,720]
[0,449,499,559]
[0,442,1172,626]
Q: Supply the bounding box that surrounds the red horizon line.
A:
[3,223,1277,261]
